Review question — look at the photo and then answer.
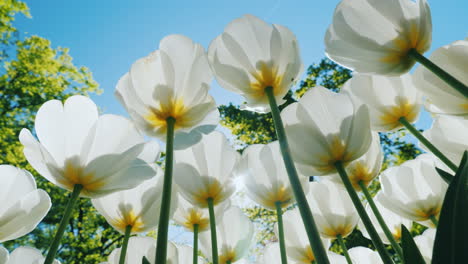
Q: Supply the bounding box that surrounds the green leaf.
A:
[401,224,425,264]
[142,256,151,264]
[435,167,453,184]
[432,151,468,264]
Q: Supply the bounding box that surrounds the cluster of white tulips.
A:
[1,0,467,263]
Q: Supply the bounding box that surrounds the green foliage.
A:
[401,225,426,264]
[0,1,117,263]
[219,58,422,258]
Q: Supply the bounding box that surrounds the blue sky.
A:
[15,0,468,130]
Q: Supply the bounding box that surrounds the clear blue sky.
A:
[15,0,468,129]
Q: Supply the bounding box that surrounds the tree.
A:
[219,58,422,257]
[0,2,122,263]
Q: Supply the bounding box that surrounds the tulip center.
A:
[219,248,236,264]
[59,159,106,195]
[318,136,353,173]
[321,223,354,239]
[298,246,315,263]
[379,96,418,129]
[193,177,225,207]
[348,162,373,190]
[461,103,468,110]
[393,226,402,242]
[380,21,430,64]
[415,207,440,223]
[111,208,144,233]
[145,97,188,132]
[183,208,209,232]
[250,61,283,99]
[263,184,293,209]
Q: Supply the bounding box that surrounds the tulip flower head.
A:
[359,193,412,244]
[327,132,383,191]
[278,208,331,263]
[0,246,61,264]
[0,165,51,243]
[116,34,218,147]
[343,74,421,131]
[414,39,468,118]
[208,14,303,113]
[325,0,432,75]
[414,228,436,263]
[174,131,239,208]
[92,166,174,234]
[239,141,308,209]
[200,206,254,264]
[378,154,448,227]
[283,86,372,176]
[20,95,158,198]
[423,115,468,166]
[306,181,359,239]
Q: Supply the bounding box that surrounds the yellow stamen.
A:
[393,226,402,242]
[321,224,355,238]
[347,162,374,190]
[219,249,236,264]
[298,246,315,263]
[262,184,293,209]
[183,208,210,232]
[317,136,353,173]
[58,159,106,195]
[110,209,145,233]
[193,177,225,207]
[249,61,284,99]
[379,97,418,129]
[145,97,190,133]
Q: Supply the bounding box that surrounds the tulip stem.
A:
[155,117,176,264]
[275,202,288,264]
[335,161,394,264]
[429,215,439,227]
[265,86,330,264]
[358,181,404,260]
[193,224,199,264]
[44,184,83,264]
[398,117,458,172]
[207,198,219,264]
[408,48,468,98]
[119,225,132,264]
[336,234,352,264]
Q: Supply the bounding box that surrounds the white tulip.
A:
[282,86,372,176]
[0,246,60,264]
[116,34,218,148]
[208,14,303,113]
[199,206,253,264]
[239,141,308,210]
[378,154,448,227]
[325,0,432,75]
[342,74,421,132]
[359,193,412,244]
[327,132,383,191]
[20,95,158,198]
[92,166,174,234]
[0,165,51,243]
[306,181,358,239]
[423,115,468,166]
[414,39,468,118]
[414,228,436,263]
[349,247,383,264]
[174,131,239,208]
[278,208,331,263]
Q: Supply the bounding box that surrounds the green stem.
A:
[119,225,132,264]
[193,224,199,264]
[429,215,439,227]
[265,86,330,264]
[275,202,288,264]
[336,234,352,264]
[155,117,176,264]
[44,184,83,264]
[399,117,458,172]
[335,162,394,264]
[207,198,219,264]
[358,181,404,260]
[408,49,468,98]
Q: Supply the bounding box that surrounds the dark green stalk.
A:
[207,198,219,264]
[119,225,132,264]
[155,117,176,264]
[193,224,199,264]
[336,234,352,264]
[335,161,393,264]
[358,181,404,260]
[265,86,330,264]
[408,48,468,98]
[399,117,457,172]
[44,184,83,264]
[275,202,288,264]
